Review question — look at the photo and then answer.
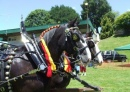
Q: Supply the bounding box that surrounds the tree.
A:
[102,11,115,22]
[100,16,114,39]
[25,9,56,27]
[50,5,80,24]
[81,0,111,33]
[114,11,130,35]
[99,11,115,39]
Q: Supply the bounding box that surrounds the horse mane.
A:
[39,25,60,39]
[39,17,79,39]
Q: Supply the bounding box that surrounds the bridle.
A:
[87,39,101,67]
[64,27,85,60]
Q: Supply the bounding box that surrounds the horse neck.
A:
[43,26,66,63]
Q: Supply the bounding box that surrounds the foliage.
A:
[25,9,56,27]
[114,11,130,35]
[100,14,114,39]
[102,11,115,22]
[49,5,80,24]
[113,11,120,19]
[81,0,111,32]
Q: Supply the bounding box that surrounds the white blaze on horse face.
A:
[94,43,103,64]
[80,37,91,62]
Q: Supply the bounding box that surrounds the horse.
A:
[75,36,92,76]
[50,34,103,90]
[84,30,103,67]
[0,18,94,92]
[49,35,92,88]
[76,34,103,76]
[50,30,103,90]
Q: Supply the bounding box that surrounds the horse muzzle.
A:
[92,59,103,66]
[98,62,103,66]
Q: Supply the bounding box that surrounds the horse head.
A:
[87,38,103,66]
[77,36,92,66]
[63,18,87,58]
[40,18,87,63]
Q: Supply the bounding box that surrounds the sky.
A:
[0,0,130,30]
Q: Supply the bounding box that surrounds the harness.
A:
[40,25,85,75]
[21,21,82,78]
[87,39,101,67]
[0,21,88,92]
[20,21,58,78]
[0,18,102,91]
[0,44,18,92]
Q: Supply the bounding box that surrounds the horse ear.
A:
[87,31,93,37]
[75,21,79,27]
[67,17,78,27]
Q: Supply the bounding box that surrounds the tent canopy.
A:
[86,18,94,31]
[114,44,130,51]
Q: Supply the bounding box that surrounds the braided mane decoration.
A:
[39,25,60,39]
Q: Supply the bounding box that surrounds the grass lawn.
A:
[67,62,130,92]
[98,36,130,60]
[99,36,130,50]
[67,36,130,92]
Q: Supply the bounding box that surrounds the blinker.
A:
[88,41,95,48]
[73,46,78,51]
[72,33,80,42]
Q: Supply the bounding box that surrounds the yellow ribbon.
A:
[40,39,56,71]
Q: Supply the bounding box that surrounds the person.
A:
[74,63,80,76]
[80,64,86,76]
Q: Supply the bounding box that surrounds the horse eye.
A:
[73,28,77,30]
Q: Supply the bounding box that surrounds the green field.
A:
[68,62,130,92]
[67,36,130,92]
[99,36,130,60]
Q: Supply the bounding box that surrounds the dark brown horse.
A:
[0,18,89,92]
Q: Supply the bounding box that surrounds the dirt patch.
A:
[118,64,130,67]
[98,62,130,69]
